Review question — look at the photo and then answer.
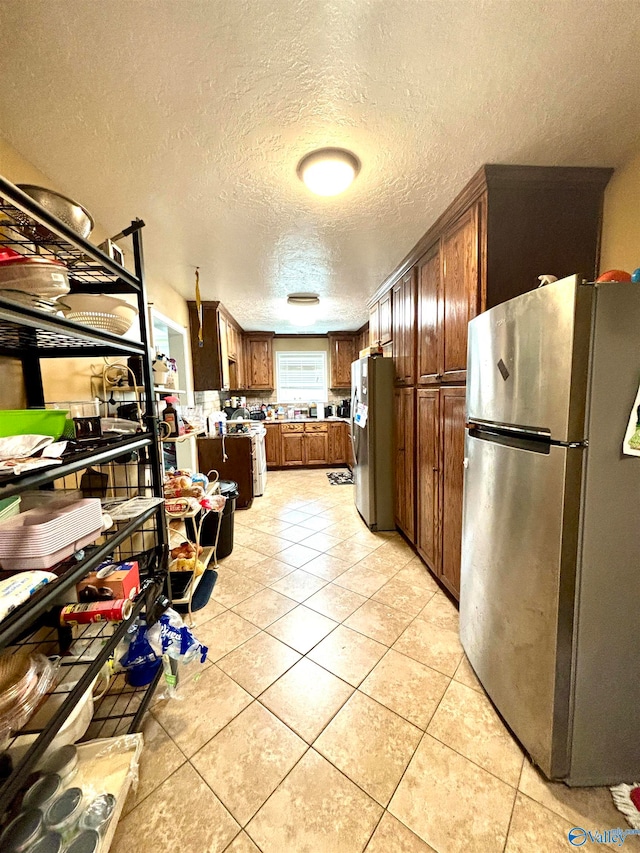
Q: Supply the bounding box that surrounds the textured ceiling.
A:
[1,0,640,333]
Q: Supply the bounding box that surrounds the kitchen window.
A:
[276,351,328,402]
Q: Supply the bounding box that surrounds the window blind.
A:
[276,351,328,402]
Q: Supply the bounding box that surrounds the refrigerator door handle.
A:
[352,418,361,463]
[351,389,359,461]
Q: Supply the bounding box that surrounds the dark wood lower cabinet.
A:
[394,387,415,541]
[306,431,329,465]
[416,388,440,573]
[328,422,347,464]
[197,436,254,509]
[399,385,465,600]
[267,422,347,468]
[439,386,466,598]
[264,423,281,467]
[281,431,305,466]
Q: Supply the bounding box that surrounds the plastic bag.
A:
[118,620,158,670]
[146,608,208,663]
[146,609,208,701]
[0,571,56,622]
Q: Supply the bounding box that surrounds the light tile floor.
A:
[112,469,636,853]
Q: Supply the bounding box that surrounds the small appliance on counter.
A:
[249,405,266,420]
[337,399,351,418]
[324,404,336,418]
[224,406,250,421]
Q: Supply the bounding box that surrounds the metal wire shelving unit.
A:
[0,176,169,810]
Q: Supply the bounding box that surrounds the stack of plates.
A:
[0,499,103,570]
[0,255,70,299]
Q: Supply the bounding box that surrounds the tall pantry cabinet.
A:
[371,164,612,599]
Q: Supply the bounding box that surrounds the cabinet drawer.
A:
[281,422,305,433]
[305,422,328,433]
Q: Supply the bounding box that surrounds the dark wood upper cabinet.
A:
[441,205,480,382]
[417,245,440,384]
[188,300,248,391]
[378,290,392,345]
[188,300,226,391]
[371,164,612,386]
[369,303,380,346]
[244,333,274,390]
[392,269,416,385]
[328,333,357,388]
[356,323,369,356]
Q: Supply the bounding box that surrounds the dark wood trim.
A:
[483,164,613,189]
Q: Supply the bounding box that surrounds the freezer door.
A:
[466,276,592,442]
[460,430,584,778]
[352,358,373,525]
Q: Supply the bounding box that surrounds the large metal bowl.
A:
[16,185,94,240]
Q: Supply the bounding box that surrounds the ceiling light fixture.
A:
[287,293,320,327]
[287,294,320,306]
[297,148,360,196]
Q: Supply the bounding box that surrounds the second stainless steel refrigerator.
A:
[460,275,640,785]
[350,356,395,531]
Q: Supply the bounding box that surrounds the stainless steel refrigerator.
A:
[350,356,395,531]
[460,275,640,786]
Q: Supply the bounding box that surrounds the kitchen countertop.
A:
[263,417,350,424]
[221,416,349,425]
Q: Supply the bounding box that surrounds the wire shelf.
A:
[0,180,142,293]
[0,587,165,807]
[0,433,154,499]
[9,617,157,744]
[0,296,146,357]
[0,448,167,650]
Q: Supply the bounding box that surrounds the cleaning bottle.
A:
[162,396,184,437]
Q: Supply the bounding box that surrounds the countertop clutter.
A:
[0,176,209,851]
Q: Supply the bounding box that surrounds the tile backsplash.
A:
[194,389,347,419]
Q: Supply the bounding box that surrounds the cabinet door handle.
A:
[433,467,439,472]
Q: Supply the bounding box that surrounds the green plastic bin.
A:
[0,409,69,439]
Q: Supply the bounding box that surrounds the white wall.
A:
[0,137,192,405]
[600,146,640,275]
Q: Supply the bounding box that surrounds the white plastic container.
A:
[0,498,102,570]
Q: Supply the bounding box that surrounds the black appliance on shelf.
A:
[224,406,250,420]
[337,399,351,418]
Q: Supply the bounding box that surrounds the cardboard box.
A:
[76,560,140,601]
